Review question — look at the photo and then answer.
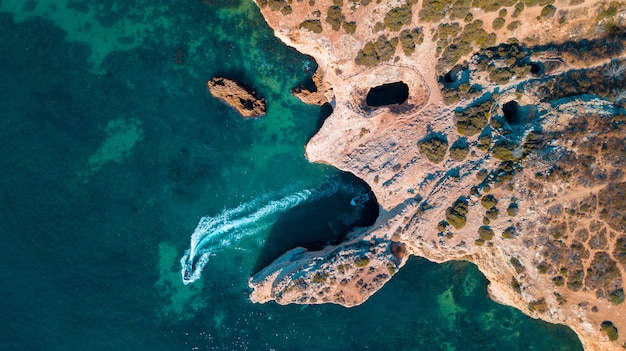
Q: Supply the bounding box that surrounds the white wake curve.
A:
[180,179,362,284]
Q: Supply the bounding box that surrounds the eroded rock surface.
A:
[249,0,626,349]
[207,77,266,118]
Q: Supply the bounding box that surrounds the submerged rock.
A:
[207,77,266,118]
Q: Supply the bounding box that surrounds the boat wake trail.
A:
[180,179,361,284]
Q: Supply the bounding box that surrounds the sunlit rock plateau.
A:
[247,0,626,349]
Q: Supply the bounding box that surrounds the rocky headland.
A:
[248,0,626,349]
[207,77,266,118]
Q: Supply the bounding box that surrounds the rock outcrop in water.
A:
[248,0,626,350]
[207,77,266,118]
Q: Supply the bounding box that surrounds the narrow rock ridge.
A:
[249,1,626,350]
[207,77,266,118]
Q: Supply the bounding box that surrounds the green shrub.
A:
[355,256,370,267]
[257,0,269,8]
[268,0,286,11]
[281,5,292,14]
[507,202,519,216]
[399,27,424,55]
[455,98,493,136]
[313,272,327,283]
[511,277,522,293]
[449,138,469,161]
[486,206,499,220]
[437,22,462,39]
[499,8,508,17]
[608,288,624,305]
[438,220,449,232]
[512,2,524,17]
[446,198,469,229]
[601,321,619,341]
[300,19,323,33]
[489,67,513,84]
[502,226,516,238]
[418,134,449,164]
[343,21,356,34]
[510,257,525,273]
[507,20,520,30]
[477,133,492,151]
[326,6,345,31]
[355,35,398,66]
[384,4,412,31]
[492,17,506,30]
[476,168,489,181]
[540,4,556,17]
[492,140,520,161]
[481,194,498,209]
[479,226,495,240]
[553,275,564,286]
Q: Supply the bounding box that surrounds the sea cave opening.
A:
[252,172,379,274]
[366,81,409,107]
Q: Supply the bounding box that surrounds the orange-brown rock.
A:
[207,77,266,118]
[291,69,331,106]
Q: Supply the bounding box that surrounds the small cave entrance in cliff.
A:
[366,81,409,107]
[502,100,539,126]
[251,172,379,274]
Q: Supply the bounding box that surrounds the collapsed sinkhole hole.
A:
[366,81,409,107]
[444,71,457,83]
[502,100,538,125]
[529,62,544,76]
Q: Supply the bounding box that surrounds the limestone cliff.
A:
[249,0,626,349]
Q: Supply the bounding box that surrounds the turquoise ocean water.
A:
[0,1,583,350]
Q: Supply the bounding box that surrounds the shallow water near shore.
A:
[0,1,583,350]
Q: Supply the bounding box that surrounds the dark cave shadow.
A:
[251,172,379,275]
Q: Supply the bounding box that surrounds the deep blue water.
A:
[0,1,583,350]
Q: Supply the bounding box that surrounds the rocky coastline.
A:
[248,0,626,350]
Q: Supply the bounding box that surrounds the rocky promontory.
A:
[207,77,266,118]
[249,0,626,350]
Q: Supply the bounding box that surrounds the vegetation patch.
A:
[609,288,625,305]
[601,321,619,341]
[502,226,516,238]
[540,4,556,18]
[300,19,323,33]
[446,197,469,229]
[507,202,519,216]
[486,206,499,220]
[449,138,470,161]
[418,133,449,164]
[481,195,498,209]
[384,4,413,31]
[479,226,495,241]
[492,17,506,30]
[355,256,370,267]
[343,21,357,34]
[399,27,424,56]
[325,6,345,31]
[355,35,399,66]
[455,98,493,136]
[510,257,525,273]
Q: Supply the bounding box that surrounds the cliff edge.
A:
[249,0,626,349]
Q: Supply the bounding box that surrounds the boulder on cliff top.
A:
[207,77,266,118]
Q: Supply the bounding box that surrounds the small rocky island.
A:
[207,77,266,118]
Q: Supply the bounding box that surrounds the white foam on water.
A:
[180,179,362,284]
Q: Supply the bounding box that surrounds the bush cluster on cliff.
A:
[455,98,493,136]
[355,35,398,66]
[446,197,469,229]
[418,134,449,164]
[384,4,413,31]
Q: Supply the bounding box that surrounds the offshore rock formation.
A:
[248,0,626,350]
[207,77,266,118]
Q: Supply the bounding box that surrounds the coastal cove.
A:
[0,0,586,350]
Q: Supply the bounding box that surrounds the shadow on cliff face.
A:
[251,172,379,274]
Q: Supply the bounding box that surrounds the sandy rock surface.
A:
[248,0,626,349]
[207,77,266,118]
